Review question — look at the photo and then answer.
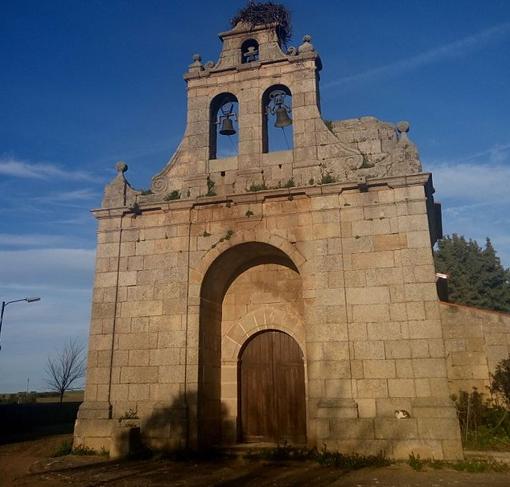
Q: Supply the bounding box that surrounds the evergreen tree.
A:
[434,234,510,312]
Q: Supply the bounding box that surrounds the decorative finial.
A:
[299,34,314,53]
[188,54,204,72]
[115,161,128,173]
[396,121,410,143]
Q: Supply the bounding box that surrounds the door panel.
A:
[240,330,306,443]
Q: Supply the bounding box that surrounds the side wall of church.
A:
[441,302,510,395]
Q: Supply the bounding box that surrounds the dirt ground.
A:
[2,434,510,487]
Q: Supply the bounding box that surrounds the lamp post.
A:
[0,297,41,350]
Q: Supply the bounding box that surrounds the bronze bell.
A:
[219,115,236,136]
[274,106,292,128]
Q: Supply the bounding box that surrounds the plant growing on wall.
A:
[164,190,181,201]
[206,176,217,196]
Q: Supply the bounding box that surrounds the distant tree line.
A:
[434,234,510,312]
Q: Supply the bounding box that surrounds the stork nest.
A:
[230,1,292,46]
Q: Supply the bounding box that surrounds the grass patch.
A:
[243,444,390,470]
[463,427,510,451]
[72,445,102,456]
[407,453,509,473]
[408,452,424,471]
[452,458,509,473]
[52,441,107,457]
[52,439,73,457]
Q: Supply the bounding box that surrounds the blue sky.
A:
[1,0,509,392]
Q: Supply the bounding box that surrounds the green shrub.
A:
[206,176,216,196]
[408,452,424,471]
[164,190,181,201]
[491,358,510,407]
[320,173,335,184]
[52,440,73,457]
[454,387,510,451]
[72,445,99,456]
[248,182,267,192]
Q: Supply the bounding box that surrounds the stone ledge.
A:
[77,401,111,420]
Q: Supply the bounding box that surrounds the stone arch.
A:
[241,38,259,63]
[262,84,293,153]
[189,228,306,293]
[209,92,239,160]
[222,305,306,362]
[195,233,305,447]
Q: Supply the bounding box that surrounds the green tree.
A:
[434,234,510,312]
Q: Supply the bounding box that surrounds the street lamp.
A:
[0,297,41,350]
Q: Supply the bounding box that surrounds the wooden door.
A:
[239,330,306,443]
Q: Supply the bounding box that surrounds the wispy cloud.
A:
[0,233,92,248]
[428,141,510,205]
[35,188,100,203]
[0,248,95,292]
[428,144,510,266]
[0,156,97,182]
[325,22,510,88]
[430,142,510,167]
[431,161,510,203]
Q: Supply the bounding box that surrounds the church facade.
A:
[74,16,468,460]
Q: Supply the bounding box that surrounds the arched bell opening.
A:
[197,242,303,448]
[241,39,259,63]
[209,92,239,160]
[262,84,293,153]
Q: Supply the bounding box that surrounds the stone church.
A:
[75,10,510,460]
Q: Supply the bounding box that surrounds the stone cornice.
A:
[92,173,432,218]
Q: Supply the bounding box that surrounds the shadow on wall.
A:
[114,392,235,456]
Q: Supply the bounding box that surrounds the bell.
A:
[219,116,236,136]
[274,106,292,128]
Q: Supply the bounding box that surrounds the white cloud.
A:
[325,22,510,88]
[428,150,510,267]
[0,233,93,249]
[0,156,97,182]
[0,248,95,292]
[430,162,510,204]
[37,188,100,201]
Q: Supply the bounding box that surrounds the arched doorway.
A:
[197,241,304,447]
[239,330,306,444]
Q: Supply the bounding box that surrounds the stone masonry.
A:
[441,302,510,396]
[75,16,465,460]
